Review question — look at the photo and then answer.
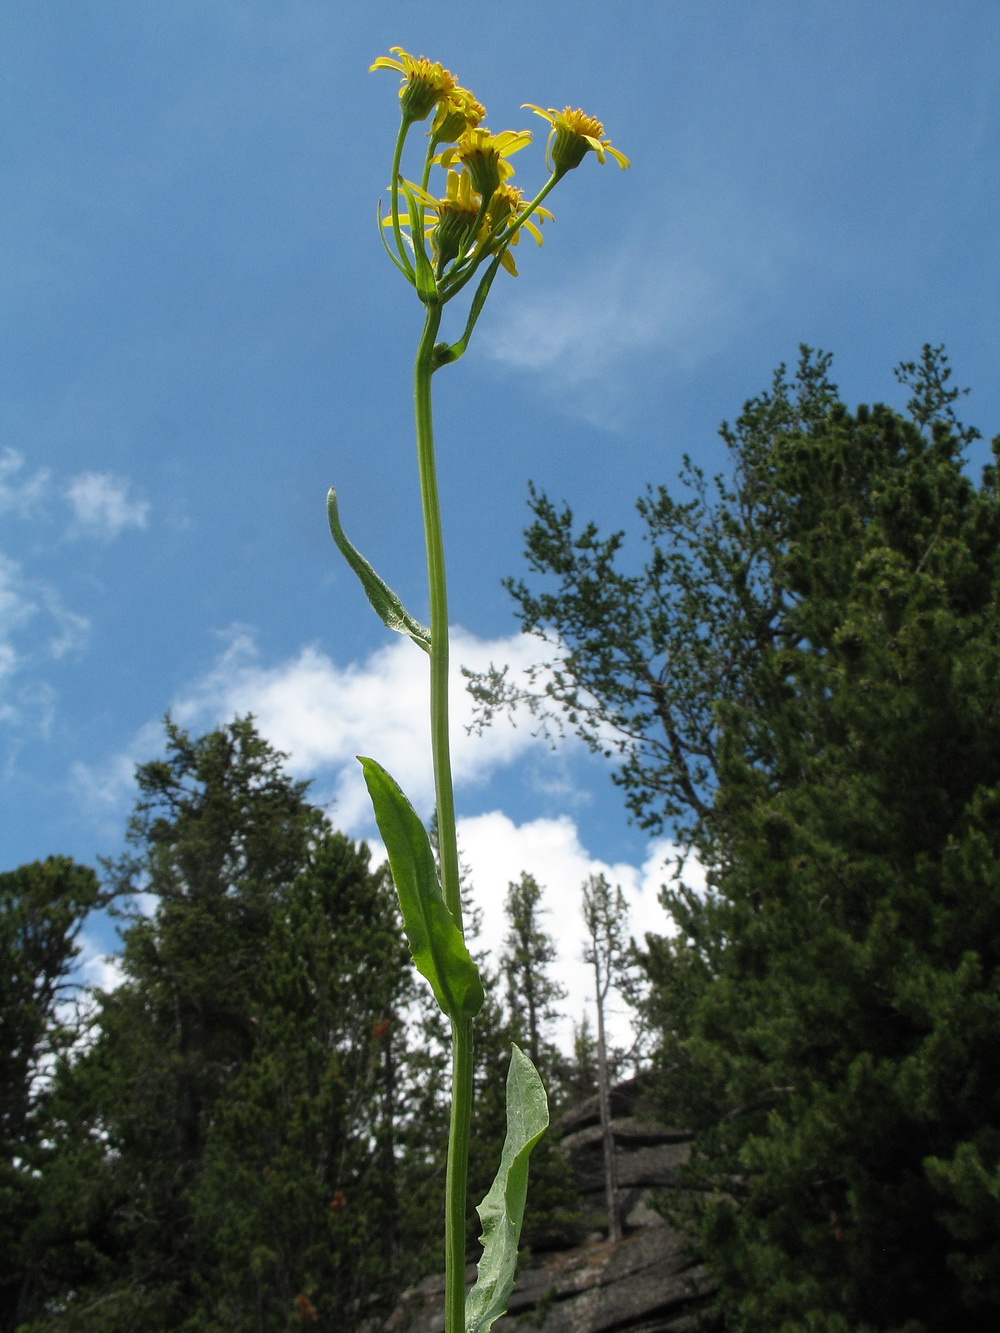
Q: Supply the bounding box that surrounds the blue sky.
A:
[3,2,998,1035]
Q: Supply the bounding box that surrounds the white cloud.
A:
[0,449,50,516]
[486,249,735,381]
[80,626,704,1052]
[0,553,90,666]
[169,624,560,830]
[0,452,145,739]
[69,715,167,840]
[66,472,149,539]
[482,248,742,429]
[71,748,141,811]
[0,552,89,734]
[450,810,702,1052]
[0,556,36,679]
[77,933,126,993]
[0,451,149,539]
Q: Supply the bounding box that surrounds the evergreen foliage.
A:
[4,720,598,1329]
[497,873,578,1247]
[463,871,578,1253]
[488,347,1000,1330]
[0,857,105,1331]
[12,718,432,1331]
[561,1016,599,1105]
[500,872,567,1082]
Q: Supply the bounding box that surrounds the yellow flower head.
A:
[430,86,487,145]
[438,127,532,203]
[430,169,482,267]
[383,171,482,270]
[487,184,554,276]
[371,47,457,122]
[523,104,630,175]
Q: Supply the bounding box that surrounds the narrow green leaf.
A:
[358,757,483,1019]
[465,1045,549,1333]
[399,176,438,301]
[327,489,430,653]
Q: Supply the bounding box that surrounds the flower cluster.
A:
[371,46,628,300]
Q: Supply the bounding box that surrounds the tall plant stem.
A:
[413,302,461,928]
[413,299,472,1333]
[445,1016,474,1333]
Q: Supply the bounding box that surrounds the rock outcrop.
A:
[384,1077,718,1333]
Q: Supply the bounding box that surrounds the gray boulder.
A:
[379,1077,717,1333]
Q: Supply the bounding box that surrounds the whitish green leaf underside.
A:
[466,1044,549,1333]
[327,488,430,653]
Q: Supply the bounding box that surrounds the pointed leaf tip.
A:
[358,756,483,1020]
[327,489,431,653]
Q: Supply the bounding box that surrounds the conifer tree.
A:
[187,825,418,1328]
[0,857,104,1331]
[21,717,427,1332]
[483,347,1000,1329]
[500,871,567,1082]
[561,1014,599,1105]
[582,873,630,1243]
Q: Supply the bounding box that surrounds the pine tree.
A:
[0,857,104,1331]
[186,826,418,1329]
[560,1014,599,1105]
[485,347,1000,1329]
[460,862,578,1253]
[499,872,567,1083]
[22,717,428,1332]
[582,873,630,1243]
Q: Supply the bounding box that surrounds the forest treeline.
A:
[4,347,1000,1332]
[2,718,595,1331]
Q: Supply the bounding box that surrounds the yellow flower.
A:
[429,170,483,267]
[487,184,554,276]
[523,104,630,175]
[383,170,482,270]
[430,86,487,145]
[383,170,551,277]
[438,127,532,202]
[371,47,457,122]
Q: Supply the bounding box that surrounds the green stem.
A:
[390,117,416,281]
[413,303,461,928]
[445,1017,474,1333]
[504,170,562,242]
[437,252,505,366]
[414,300,472,1333]
[439,172,561,305]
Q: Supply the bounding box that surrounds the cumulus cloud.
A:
[66,472,149,539]
[163,622,702,1049]
[450,810,701,1052]
[168,624,560,830]
[78,625,707,1050]
[71,623,558,847]
[77,933,126,993]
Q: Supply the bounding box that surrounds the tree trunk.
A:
[594,976,621,1243]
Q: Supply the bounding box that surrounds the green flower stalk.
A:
[331,46,628,1333]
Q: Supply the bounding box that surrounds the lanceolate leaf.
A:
[465,1045,549,1333]
[327,489,431,653]
[358,757,483,1020]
